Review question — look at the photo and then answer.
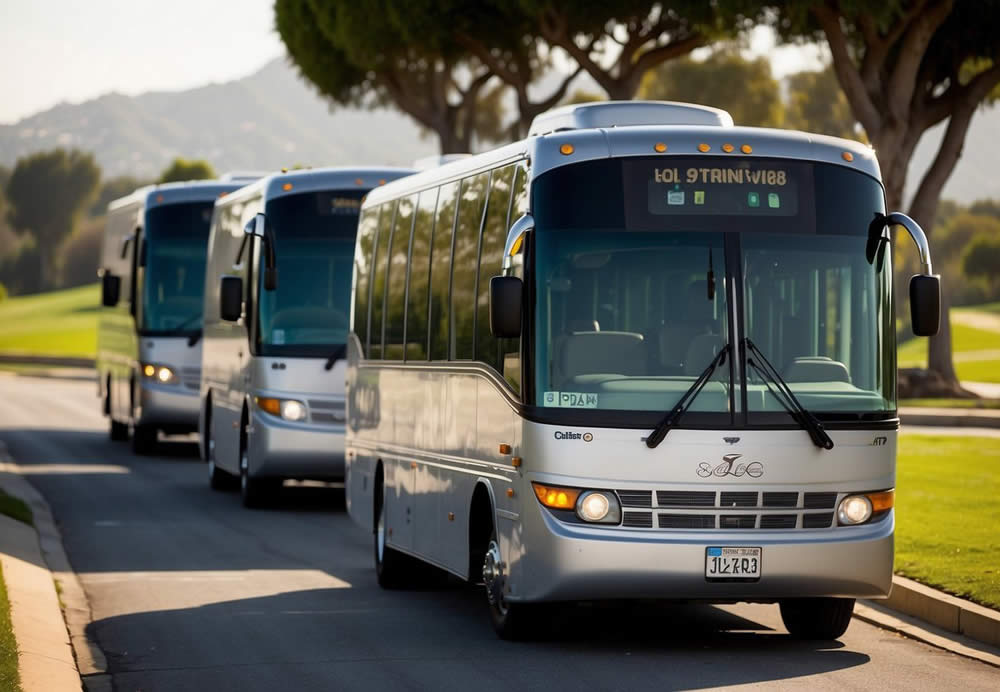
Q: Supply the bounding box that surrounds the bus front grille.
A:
[308,399,345,425]
[181,368,201,390]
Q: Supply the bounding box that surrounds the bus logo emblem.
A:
[697,454,764,479]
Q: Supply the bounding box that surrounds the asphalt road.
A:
[0,374,997,691]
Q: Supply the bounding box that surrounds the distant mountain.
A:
[1,57,997,205]
[0,58,436,178]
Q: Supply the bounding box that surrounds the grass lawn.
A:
[898,322,1000,382]
[899,398,1000,409]
[895,435,1000,609]
[0,491,32,527]
[0,563,21,692]
[0,283,98,359]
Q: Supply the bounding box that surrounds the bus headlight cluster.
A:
[255,396,307,422]
[837,490,894,526]
[141,363,177,384]
[531,483,622,525]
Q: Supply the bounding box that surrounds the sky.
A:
[0,3,824,125]
[0,0,284,124]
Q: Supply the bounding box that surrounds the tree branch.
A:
[811,4,883,137]
[885,0,954,124]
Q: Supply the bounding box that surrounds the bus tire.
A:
[239,417,276,507]
[483,528,542,640]
[779,598,855,640]
[110,418,129,442]
[374,471,410,588]
[132,424,157,455]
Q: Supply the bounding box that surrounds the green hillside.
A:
[0,283,99,358]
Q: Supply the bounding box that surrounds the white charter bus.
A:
[344,102,940,639]
[200,167,415,507]
[97,180,250,454]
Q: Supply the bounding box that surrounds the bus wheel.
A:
[132,424,157,455]
[483,530,539,640]
[779,598,855,640]
[108,391,129,442]
[239,424,276,508]
[374,476,409,588]
[206,430,233,492]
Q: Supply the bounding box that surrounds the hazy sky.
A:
[0,3,823,125]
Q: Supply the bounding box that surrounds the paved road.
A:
[0,374,997,691]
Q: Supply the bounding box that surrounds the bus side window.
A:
[476,164,516,370]
[406,189,438,360]
[429,182,458,360]
[451,173,489,360]
[353,206,379,356]
[501,163,528,394]
[385,195,415,360]
[369,201,396,360]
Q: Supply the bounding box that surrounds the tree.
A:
[963,237,1000,296]
[90,175,149,217]
[158,158,215,184]
[276,0,500,153]
[785,67,859,140]
[638,47,783,127]
[526,2,754,100]
[774,0,1000,393]
[5,149,101,288]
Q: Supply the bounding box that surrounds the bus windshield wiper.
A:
[645,345,729,449]
[324,344,346,371]
[743,338,834,450]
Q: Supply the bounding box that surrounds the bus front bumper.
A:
[248,413,345,481]
[506,508,894,603]
[137,382,199,431]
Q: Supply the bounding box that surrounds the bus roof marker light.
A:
[722,143,734,153]
[355,178,364,185]
[654,142,667,153]
[698,143,711,152]
[499,443,511,455]
[559,143,574,156]
[511,457,522,468]
[741,144,753,154]
[156,194,164,203]
[282,183,293,191]
[842,151,854,162]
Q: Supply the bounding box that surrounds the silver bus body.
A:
[200,167,415,504]
[345,102,939,637]
[97,180,247,452]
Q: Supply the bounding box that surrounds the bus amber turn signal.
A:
[532,483,580,509]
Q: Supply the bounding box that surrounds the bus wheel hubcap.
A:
[483,540,504,608]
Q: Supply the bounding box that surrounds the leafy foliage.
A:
[963,237,1000,294]
[638,47,783,127]
[157,158,215,184]
[784,67,860,140]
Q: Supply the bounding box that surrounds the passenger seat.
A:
[558,331,646,385]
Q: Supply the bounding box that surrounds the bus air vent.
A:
[762,492,798,507]
[656,491,715,507]
[658,514,716,529]
[802,512,834,529]
[719,515,756,529]
[622,511,654,528]
[617,490,653,508]
[760,514,797,529]
[803,493,837,509]
[528,101,734,137]
[720,491,758,508]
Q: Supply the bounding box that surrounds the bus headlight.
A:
[255,396,307,422]
[837,495,872,525]
[576,491,622,524]
[141,363,177,384]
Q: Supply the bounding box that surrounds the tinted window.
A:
[429,182,457,360]
[476,165,515,369]
[353,206,379,355]
[501,163,529,392]
[407,189,437,360]
[369,201,396,359]
[256,189,364,357]
[141,201,214,333]
[384,195,414,360]
[451,173,489,359]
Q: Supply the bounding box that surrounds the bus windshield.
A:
[531,157,893,422]
[141,201,215,334]
[256,189,364,357]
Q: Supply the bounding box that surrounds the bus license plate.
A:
[705,547,762,579]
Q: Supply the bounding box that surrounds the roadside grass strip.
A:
[0,491,31,527]
[899,321,1000,383]
[900,398,1000,409]
[896,435,1000,610]
[0,283,98,359]
[0,563,22,692]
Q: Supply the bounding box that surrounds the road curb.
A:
[899,407,1000,428]
[0,441,108,691]
[881,575,1000,648]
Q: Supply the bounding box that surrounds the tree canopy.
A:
[4,149,101,287]
[158,158,215,184]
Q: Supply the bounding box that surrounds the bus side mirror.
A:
[244,213,265,237]
[910,274,940,337]
[489,276,522,338]
[219,276,243,322]
[101,273,120,307]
